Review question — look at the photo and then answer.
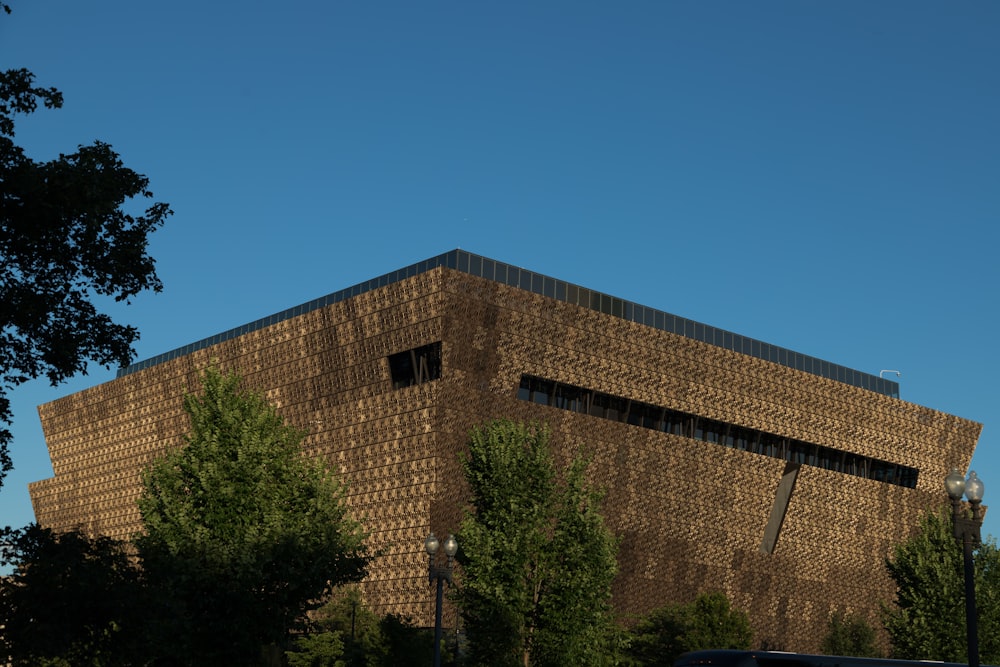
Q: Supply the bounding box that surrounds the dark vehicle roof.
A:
[674,650,980,667]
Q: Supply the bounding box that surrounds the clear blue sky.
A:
[1,2,997,540]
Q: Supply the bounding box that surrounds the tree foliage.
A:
[136,366,370,665]
[292,589,436,667]
[457,419,620,666]
[0,524,145,666]
[0,6,170,487]
[627,591,753,667]
[820,611,881,658]
[883,508,1000,663]
[286,632,348,667]
[376,613,438,667]
[312,588,387,667]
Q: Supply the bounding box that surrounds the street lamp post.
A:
[945,468,986,667]
[425,532,458,667]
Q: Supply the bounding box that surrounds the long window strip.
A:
[516,374,918,489]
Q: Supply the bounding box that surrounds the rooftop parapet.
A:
[117,249,900,399]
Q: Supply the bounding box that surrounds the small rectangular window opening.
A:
[388,342,442,389]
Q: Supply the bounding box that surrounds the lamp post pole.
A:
[425,533,458,667]
[945,469,986,667]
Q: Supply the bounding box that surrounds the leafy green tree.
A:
[287,592,436,667]
[286,632,348,667]
[0,5,169,488]
[821,611,881,657]
[627,591,752,667]
[136,366,370,665]
[0,524,145,666]
[312,588,387,667]
[883,508,1000,663]
[457,419,620,667]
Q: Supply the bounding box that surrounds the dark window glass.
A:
[789,441,816,466]
[816,447,842,472]
[842,453,865,477]
[626,403,644,426]
[662,412,685,436]
[514,374,916,490]
[646,406,663,429]
[588,394,605,418]
[700,419,724,444]
[555,384,588,413]
[629,403,661,429]
[898,466,919,488]
[389,342,443,389]
[527,377,554,405]
[517,377,532,402]
[733,428,755,451]
[592,393,627,421]
[757,434,784,458]
[870,461,893,482]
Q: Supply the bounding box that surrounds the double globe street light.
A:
[945,468,986,667]
[425,532,458,667]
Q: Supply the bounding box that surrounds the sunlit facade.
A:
[29,249,981,650]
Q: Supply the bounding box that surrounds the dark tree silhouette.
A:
[0,4,170,487]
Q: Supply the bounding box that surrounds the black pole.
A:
[951,494,981,667]
[963,532,979,667]
[433,574,445,667]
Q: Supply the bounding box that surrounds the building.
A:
[28,249,981,651]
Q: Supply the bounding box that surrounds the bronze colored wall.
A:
[29,266,981,651]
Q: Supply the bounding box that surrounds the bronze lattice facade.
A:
[29,250,981,651]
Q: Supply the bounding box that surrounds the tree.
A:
[457,419,620,667]
[0,524,145,666]
[286,632,348,667]
[286,595,436,667]
[820,611,880,658]
[311,588,387,667]
[0,6,170,489]
[376,613,436,667]
[883,508,1000,663]
[135,366,370,665]
[627,591,752,667]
